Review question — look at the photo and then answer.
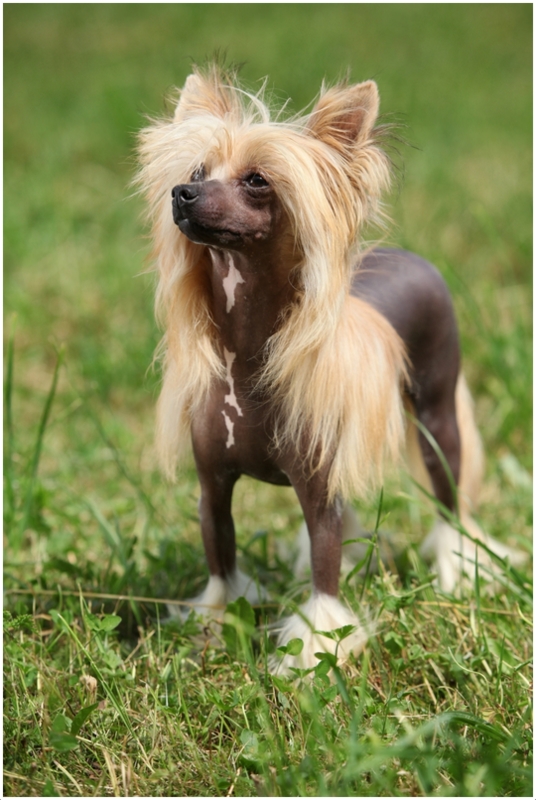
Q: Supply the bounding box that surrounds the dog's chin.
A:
[177,218,243,248]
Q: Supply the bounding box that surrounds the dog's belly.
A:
[241,462,293,487]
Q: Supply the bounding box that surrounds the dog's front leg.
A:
[169,463,266,620]
[271,475,369,675]
[197,467,238,583]
[297,484,344,597]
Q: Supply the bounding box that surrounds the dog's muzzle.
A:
[170,181,241,246]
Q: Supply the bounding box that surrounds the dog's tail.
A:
[454,372,485,512]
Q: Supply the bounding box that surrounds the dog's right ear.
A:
[174,68,239,122]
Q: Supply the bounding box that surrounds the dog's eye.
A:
[244,172,269,189]
[190,165,205,182]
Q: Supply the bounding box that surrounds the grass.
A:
[3,4,532,797]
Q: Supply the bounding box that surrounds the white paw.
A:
[270,592,370,675]
[167,570,266,621]
[420,516,525,593]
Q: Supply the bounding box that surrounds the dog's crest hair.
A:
[137,64,407,499]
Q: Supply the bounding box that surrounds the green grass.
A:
[4,4,532,796]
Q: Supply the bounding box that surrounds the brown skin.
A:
[353,249,461,513]
[172,174,461,598]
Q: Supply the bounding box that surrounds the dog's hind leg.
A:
[409,374,523,591]
[271,475,369,674]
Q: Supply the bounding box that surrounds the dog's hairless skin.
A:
[172,179,460,600]
[354,249,461,513]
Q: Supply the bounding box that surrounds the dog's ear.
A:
[306,81,379,152]
[174,68,238,122]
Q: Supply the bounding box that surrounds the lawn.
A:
[3,4,532,796]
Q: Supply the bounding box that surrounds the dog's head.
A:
[140,64,390,278]
[138,63,394,339]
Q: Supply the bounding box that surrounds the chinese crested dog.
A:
[137,64,521,673]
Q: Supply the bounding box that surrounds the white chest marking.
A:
[222,255,245,313]
[221,411,235,449]
[223,348,243,417]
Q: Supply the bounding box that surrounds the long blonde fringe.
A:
[136,64,407,499]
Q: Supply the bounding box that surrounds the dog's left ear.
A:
[306,81,379,152]
[174,67,239,122]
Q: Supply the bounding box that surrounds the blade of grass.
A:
[13,347,64,549]
[86,499,129,571]
[359,488,383,601]
[4,315,17,519]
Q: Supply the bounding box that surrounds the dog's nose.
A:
[172,184,199,207]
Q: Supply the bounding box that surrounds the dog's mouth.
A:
[177,217,243,245]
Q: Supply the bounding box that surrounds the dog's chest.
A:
[191,369,291,486]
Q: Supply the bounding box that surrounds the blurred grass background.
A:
[3,5,532,796]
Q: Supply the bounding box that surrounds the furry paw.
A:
[269,592,369,675]
[420,516,525,593]
[167,570,266,621]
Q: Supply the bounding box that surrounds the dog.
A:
[137,64,522,674]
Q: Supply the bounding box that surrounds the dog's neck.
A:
[207,245,296,372]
